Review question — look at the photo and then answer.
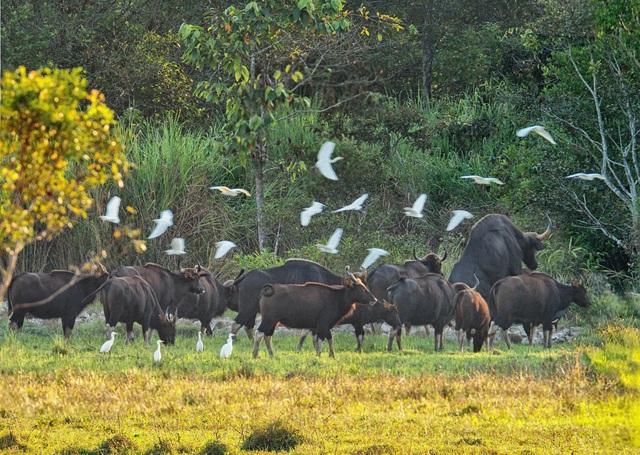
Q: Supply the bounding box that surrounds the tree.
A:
[542,0,640,269]
[0,66,130,301]
[179,1,354,251]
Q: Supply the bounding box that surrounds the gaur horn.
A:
[440,250,447,261]
[472,274,480,291]
[536,215,553,241]
[413,248,420,261]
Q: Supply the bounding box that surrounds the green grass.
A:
[0,312,638,454]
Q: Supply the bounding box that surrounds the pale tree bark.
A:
[553,45,639,257]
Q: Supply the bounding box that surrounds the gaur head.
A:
[521,216,553,270]
[571,279,591,309]
[179,266,206,295]
[412,249,447,275]
[156,311,177,345]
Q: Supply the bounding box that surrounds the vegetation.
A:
[0,309,638,453]
[0,67,129,301]
[1,1,639,453]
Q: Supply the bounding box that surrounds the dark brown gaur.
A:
[253,267,377,358]
[488,271,590,349]
[7,263,109,338]
[102,275,177,345]
[449,214,552,299]
[453,275,491,352]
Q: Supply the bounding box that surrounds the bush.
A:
[241,420,304,452]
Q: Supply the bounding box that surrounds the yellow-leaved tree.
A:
[0,66,130,302]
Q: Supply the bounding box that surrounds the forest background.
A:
[2,0,639,294]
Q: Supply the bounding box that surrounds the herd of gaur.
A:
[5,213,591,357]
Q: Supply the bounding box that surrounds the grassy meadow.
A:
[0,304,639,454]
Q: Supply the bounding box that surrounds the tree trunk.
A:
[254,142,267,252]
[421,4,437,105]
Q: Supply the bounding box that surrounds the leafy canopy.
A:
[0,66,130,254]
[179,1,351,164]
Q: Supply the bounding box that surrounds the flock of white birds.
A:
[97,123,604,359]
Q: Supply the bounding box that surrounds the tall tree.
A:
[542,0,640,264]
[179,2,353,251]
[0,66,130,301]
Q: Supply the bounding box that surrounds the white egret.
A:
[333,194,369,213]
[566,173,605,181]
[165,237,186,255]
[460,175,505,185]
[214,241,236,259]
[209,186,251,197]
[148,209,174,239]
[316,228,343,254]
[99,196,121,224]
[403,194,427,218]
[315,141,343,181]
[300,201,325,226]
[446,210,475,232]
[100,332,116,353]
[360,248,389,270]
[196,332,204,353]
[220,334,233,359]
[516,125,557,145]
[154,339,164,362]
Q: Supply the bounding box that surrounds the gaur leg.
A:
[231,322,242,340]
[356,334,364,353]
[62,317,76,339]
[388,327,402,351]
[105,323,113,340]
[252,331,264,358]
[354,326,365,353]
[9,313,25,331]
[312,333,320,353]
[487,322,500,350]
[244,326,255,341]
[264,335,274,357]
[528,325,537,346]
[458,329,465,352]
[126,323,136,344]
[297,329,311,351]
[500,328,512,349]
[327,336,335,358]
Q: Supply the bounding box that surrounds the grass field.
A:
[0,310,638,454]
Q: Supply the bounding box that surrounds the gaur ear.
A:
[158,312,167,322]
[571,279,580,287]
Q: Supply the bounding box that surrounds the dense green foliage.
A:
[2,0,638,287]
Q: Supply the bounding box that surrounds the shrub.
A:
[99,434,137,454]
[200,441,227,455]
[241,420,304,452]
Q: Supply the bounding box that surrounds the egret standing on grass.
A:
[154,339,164,362]
[100,196,121,224]
[316,228,343,254]
[315,141,343,181]
[220,334,233,359]
[148,209,174,239]
[403,194,427,218]
[196,332,204,353]
[100,332,116,353]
